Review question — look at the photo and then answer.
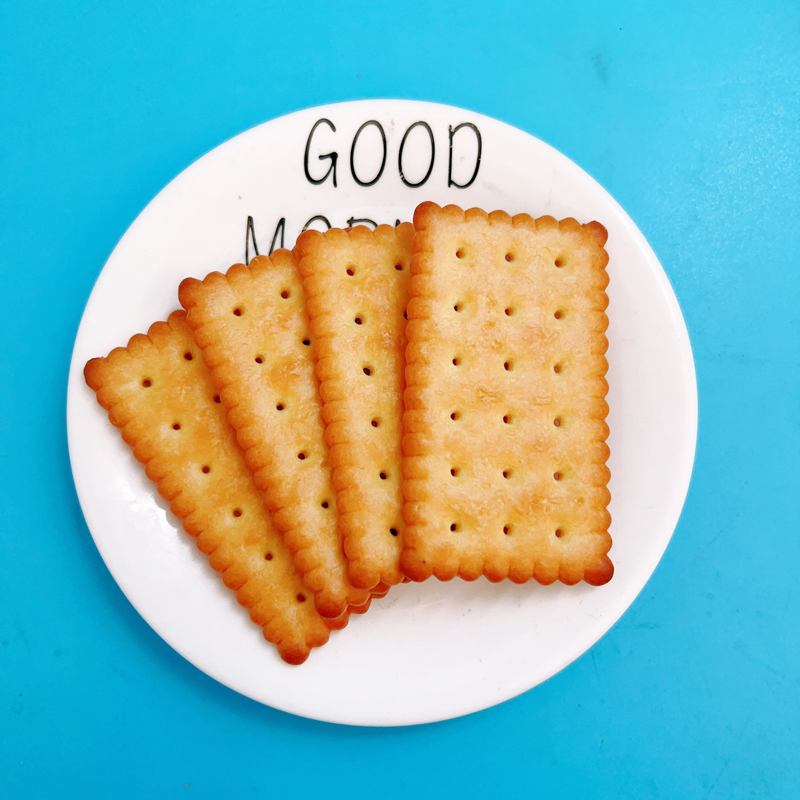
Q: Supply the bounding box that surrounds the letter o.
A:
[398,121,435,188]
[350,120,387,187]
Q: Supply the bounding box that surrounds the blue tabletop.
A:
[1,1,798,797]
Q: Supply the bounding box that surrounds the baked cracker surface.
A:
[179,251,378,613]
[295,224,413,589]
[402,202,613,585]
[84,310,341,665]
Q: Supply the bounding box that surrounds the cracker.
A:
[295,224,413,589]
[179,251,377,614]
[402,202,613,585]
[84,310,342,665]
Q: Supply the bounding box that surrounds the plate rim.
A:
[67,98,698,726]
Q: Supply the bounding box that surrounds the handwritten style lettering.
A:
[269,218,285,254]
[304,118,338,187]
[246,214,405,261]
[448,123,482,189]
[350,120,387,187]
[398,121,435,188]
[302,215,332,232]
[302,117,481,190]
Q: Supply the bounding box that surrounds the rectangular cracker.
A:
[295,224,414,589]
[84,310,346,665]
[179,251,379,613]
[402,202,613,586]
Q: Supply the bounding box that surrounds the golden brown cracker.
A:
[402,202,613,586]
[84,310,338,665]
[179,251,376,613]
[295,224,413,589]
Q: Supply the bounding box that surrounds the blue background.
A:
[1,1,798,797]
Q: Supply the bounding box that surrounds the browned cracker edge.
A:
[295,224,411,588]
[401,202,613,586]
[84,311,346,665]
[178,255,383,611]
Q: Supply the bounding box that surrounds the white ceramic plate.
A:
[67,100,697,726]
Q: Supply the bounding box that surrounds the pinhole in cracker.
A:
[295,223,414,589]
[84,310,346,665]
[402,202,613,586]
[179,251,380,614]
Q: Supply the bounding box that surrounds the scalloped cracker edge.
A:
[401,202,613,586]
[294,223,414,588]
[84,310,346,665]
[179,251,379,614]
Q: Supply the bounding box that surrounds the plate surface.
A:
[67,100,697,726]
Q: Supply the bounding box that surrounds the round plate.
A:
[67,100,697,726]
